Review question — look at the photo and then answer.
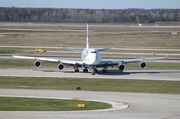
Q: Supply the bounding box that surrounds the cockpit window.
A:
[91,51,96,53]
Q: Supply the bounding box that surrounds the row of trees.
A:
[0,7,180,23]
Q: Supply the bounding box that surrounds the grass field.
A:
[0,76,180,94]
[0,97,111,111]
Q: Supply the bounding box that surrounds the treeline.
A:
[0,7,180,23]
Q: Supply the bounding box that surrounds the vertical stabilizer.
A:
[86,24,90,49]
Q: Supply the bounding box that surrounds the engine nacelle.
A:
[58,64,64,70]
[119,64,125,71]
[140,62,146,68]
[34,61,41,67]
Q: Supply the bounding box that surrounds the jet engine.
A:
[34,61,41,67]
[119,64,125,71]
[58,64,64,70]
[140,62,146,68]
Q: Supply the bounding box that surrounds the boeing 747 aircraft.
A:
[13,24,167,75]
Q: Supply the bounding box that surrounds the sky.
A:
[0,0,180,9]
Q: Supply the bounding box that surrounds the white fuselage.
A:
[81,48,101,67]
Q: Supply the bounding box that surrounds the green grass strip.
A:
[0,76,180,94]
[0,97,111,111]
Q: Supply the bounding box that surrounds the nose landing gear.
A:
[91,68,98,75]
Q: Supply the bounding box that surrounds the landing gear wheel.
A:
[91,68,98,75]
[91,70,95,75]
[102,67,107,73]
[102,69,107,73]
[75,69,79,72]
[95,69,98,73]
[83,68,88,73]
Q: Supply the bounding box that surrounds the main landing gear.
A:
[74,68,79,72]
[74,67,107,75]
[102,67,107,73]
[75,68,88,73]
[91,67,107,75]
[83,68,88,73]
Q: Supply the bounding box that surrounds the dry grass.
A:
[1,76,180,94]
[0,23,180,57]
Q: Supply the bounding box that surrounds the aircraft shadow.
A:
[33,69,180,76]
[97,70,160,76]
[97,70,180,76]
[33,69,61,72]
[40,70,76,73]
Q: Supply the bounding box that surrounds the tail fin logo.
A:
[86,24,90,49]
[86,39,89,44]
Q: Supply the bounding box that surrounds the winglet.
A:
[86,24,90,49]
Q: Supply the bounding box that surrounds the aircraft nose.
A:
[87,50,101,65]
[92,53,100,64]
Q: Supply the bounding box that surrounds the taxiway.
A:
[0,89,180,119]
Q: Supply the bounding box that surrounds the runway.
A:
[0,89,180,119]
[0,69,180,81]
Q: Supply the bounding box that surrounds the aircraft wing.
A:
[13,55,59,62]
[99,55,167,67]
[124,55,168,63]
[12,55,83,66]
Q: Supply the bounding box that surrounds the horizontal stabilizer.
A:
[62,46,83,53]
[97,47,112,52]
